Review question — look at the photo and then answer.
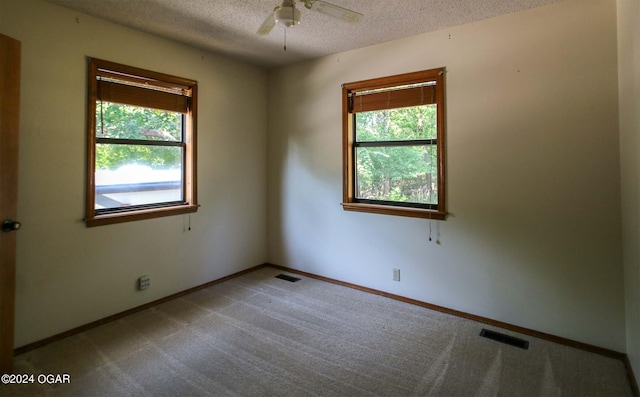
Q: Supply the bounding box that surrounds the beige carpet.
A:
[3,266,634,396]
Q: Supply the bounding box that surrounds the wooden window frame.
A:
[85,58,198,227]
[341,68,447,220]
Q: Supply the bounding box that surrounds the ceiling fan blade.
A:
[257,13,276,35]
[312,1,363,23]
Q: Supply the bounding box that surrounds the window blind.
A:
[93,61,194,114]
[97,79,189,114]
[349,82,437,113]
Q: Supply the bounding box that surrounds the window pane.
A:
[355,105,437,142]
[355,145,438,204]
[95,144,183,210]
[96,102,182,142]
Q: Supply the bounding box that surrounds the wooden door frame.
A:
[0,33,21,374]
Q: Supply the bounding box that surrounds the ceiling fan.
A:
[257,0,363,35]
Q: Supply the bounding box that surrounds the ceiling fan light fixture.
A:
[274,5,301,28]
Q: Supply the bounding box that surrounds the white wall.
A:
[1,0,268,347]
[618,0,640,383]
[267,0,626,351]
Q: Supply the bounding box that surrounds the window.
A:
[85,58,198,227]
[341,68,446,220]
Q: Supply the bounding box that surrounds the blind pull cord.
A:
[428,159,434,242]
[283,29,287,51]
[98,76,105,135]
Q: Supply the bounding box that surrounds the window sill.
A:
[85,204,199,227]
[341,202,447,220]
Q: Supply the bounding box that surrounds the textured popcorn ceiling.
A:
[46,0,563,68]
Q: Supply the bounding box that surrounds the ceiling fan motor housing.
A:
[257,0,361,35]
[275,2,301,28]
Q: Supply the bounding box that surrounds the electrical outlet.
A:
[138,275,150,290]
[393,268,400,282]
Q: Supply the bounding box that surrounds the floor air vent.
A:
[275,274,301,282]
[480,328,529,350]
